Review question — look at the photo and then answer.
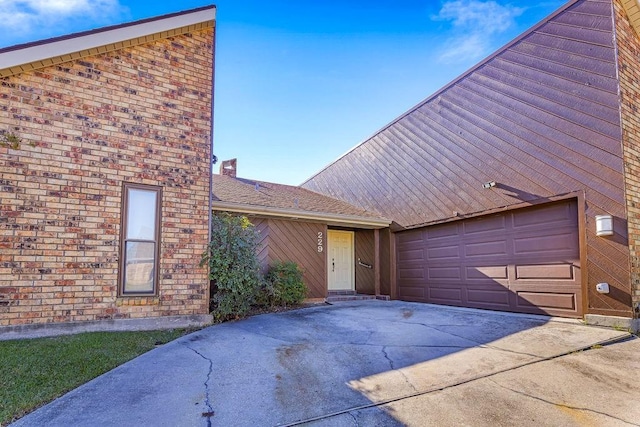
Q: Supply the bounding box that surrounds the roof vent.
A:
[220,158,237,178]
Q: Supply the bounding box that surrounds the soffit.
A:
[0,7,215,78]
[621,0,640,35]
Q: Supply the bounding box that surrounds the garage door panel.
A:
[428,287,462,303]
[510,281,582,292]
[464,240,509,257]
[427,245,460,260]
[398,267,425,280]
[399,286,427,299]
[426,223,460,239]
[466,266,508,280]
[513,232,578,255]
[397,199,582,318]
[515,264,575,280]
[428,266,462,280]
[398,230,424,245]
[399,248,424,262]
[467,288,511,306]
[463,214,507,234]
[512,201,577,229]
[515,291,577,312]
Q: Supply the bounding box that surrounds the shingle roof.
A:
[212,174,387,223]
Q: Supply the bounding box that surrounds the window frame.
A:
[119,182,162,296]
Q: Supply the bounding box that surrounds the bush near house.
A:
[202,213,310,321]
[201,213,263,321]
[264,261,307,307]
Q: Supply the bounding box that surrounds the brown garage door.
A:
[397,200,582,318]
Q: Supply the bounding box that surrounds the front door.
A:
[327,230,354,291]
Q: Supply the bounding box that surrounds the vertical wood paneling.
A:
[303,0,632,316]
[355,230,375,295]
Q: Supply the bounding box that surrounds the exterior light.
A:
[482,181,496,189]
[595,215,613,237]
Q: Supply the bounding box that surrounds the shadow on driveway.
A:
[12,301,632,427]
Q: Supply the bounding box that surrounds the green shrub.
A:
[264,261,307,306]
[201,213,262,321]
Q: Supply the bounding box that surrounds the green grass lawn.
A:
[0,329,189,426]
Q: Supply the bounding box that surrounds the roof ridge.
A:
[213,173,384,217]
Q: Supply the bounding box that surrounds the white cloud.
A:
[432,0,524,64]
[437,33,486,63]
[0,0,128,44]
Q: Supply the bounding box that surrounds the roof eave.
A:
[0,6,215,78]
[621,0,640,34]
[211,201,391,229]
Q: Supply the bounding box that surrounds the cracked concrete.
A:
[381,346,395,369]
[11,300,637,427]
[183,343,215,426]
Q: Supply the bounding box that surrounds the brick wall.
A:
[615,0,640,317]
[0,27,214,326]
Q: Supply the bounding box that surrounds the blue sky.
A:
[0,0,566,185]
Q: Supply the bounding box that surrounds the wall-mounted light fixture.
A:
[482,181,496,189]
[595,214,614,237]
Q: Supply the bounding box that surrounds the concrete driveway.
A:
[12,301,639,427]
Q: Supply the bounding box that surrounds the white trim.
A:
[211,201,391,229]
[0,8,215,71]
[327,230,355,291]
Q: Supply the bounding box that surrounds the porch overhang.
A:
[211,201,391,229]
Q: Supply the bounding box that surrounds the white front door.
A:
[327,230,354,291]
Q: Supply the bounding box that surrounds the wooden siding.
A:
[355,230,375,295]
[302,0,632,316]
[253,218,270,272]
[258,219,327,299]
[380,228,392,296]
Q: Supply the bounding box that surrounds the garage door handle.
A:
[332,259,335,272]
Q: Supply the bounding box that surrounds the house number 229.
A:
[317,232,323,253]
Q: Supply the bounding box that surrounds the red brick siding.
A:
[0,28,214,326]
[615,0,640,316]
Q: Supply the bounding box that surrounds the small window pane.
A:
[123,241,155,293]
[126,189,157,240]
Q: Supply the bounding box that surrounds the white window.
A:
[120,183,161,295]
